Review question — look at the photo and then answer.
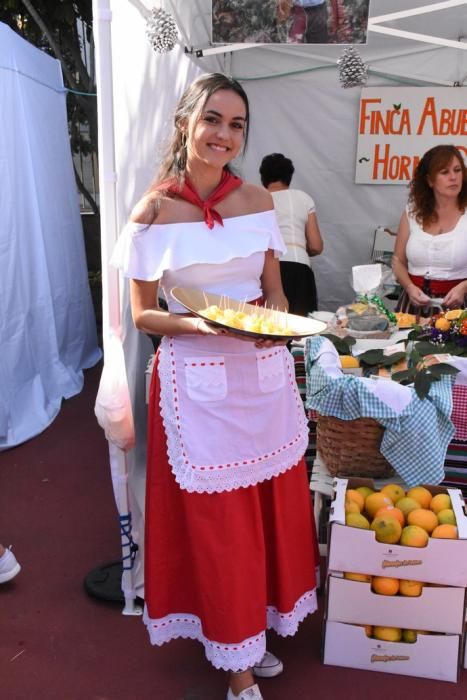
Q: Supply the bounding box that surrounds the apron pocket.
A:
[256,349,286,393]
[184,356,227,402]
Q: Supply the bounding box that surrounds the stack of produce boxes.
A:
[323,477,467,682]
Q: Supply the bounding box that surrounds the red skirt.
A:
[143,356,319,671]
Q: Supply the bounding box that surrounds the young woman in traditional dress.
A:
[115,73,319,700]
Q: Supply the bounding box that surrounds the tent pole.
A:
[92,0,141,616]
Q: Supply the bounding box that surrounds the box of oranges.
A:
[327,477,467,587]
[326,574,465,634]
[323,620,461,682]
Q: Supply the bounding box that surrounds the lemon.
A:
[340,355,360,368]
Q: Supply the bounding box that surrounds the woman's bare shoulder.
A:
[130,192,195,226]
[238,182,274,213]
[129,194,161,225]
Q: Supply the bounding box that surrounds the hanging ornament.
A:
[337,46,368,88]
[146,7,178,54]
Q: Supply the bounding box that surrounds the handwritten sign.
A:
[356,87,467,184]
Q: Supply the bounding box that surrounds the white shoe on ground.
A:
[0,547,21,584]
[252,651,284,678]
[227,683,263,700]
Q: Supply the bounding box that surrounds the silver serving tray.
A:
[171,287,327,340]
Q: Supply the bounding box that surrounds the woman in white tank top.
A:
[259,153,323,316]
[393,144,467,315]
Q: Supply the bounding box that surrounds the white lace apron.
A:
[158,334,309,493]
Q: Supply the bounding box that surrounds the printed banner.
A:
[211,0,370,45]
[356,87,467,184]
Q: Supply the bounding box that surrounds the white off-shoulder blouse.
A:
[111,210,286,312]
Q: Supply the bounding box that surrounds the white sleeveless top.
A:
[111,210,309,493]
[111,209,286,311]
[271,189,316,267]
[406,209,467,280]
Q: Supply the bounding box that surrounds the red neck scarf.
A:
[157,170,242,229]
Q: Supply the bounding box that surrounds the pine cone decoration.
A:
[337,46,368,88]
[146,7,178,54]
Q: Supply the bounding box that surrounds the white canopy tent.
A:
[0,24,101,451]
[92,0,467,603]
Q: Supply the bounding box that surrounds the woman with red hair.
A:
[393,144,467,315]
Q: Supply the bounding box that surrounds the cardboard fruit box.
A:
[328,477,467,587]
[326,574,466,635]
[323,621,461,683]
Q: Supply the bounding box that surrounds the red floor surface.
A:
[2,364,467,699]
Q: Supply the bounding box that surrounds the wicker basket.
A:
[316,414,395,479]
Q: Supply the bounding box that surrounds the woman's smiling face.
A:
[185,89,247,170]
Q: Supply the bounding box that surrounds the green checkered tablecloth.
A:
[304,336,455,488]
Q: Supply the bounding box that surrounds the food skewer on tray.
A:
[171,287,327,340]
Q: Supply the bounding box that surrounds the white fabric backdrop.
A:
[0,24,101,450]
[100,0,467,594]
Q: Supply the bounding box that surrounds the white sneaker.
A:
[252,651,284,678]
[227,684,263,700]
[0,548,21,583]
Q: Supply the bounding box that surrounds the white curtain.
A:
[0,23,101,450]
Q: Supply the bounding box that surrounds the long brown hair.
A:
[150,73,249,194]
[408,144,467,226]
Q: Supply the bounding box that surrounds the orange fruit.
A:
[407,508,438,534]
[445,309,463,320]
[381,484,405,503]
[395,497,420,518]
[345,512,371,530]
[430,493,451,514]
[402,629,418,643]
[431,524,458,539]
[344,572,372,583]
[435,317,451,331]
[365,492,393,518]
[345,501,361,515]
[346,489,365,511]
[399,579,423,597]
[406,486,432,509]
[371,516,402,544]
[396,312,417,328]
[372,576,399,596]
[374,505,405,528]
[356,486,375,500]
[399,525,429,547]
[373,626,402,642]
[437,509,456,525]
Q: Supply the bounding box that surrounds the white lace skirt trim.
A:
[143,588,317,672]
[266,588,318,637]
